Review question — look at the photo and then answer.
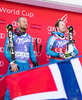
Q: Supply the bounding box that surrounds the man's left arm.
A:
[29,41,38,66]
[71,44,78,57]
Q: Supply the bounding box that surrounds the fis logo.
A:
[60,14,68,23]
[0,33,5,39]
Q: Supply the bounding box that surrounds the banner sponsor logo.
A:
[34,51,38,56]
[0,61,4,67]
[47,26,55,34]
[0,33,5,39]
[0,20,5,24]
[30,24,41,30]
[12,21,17,29]
[32,37,42,43]
[0,47,4,53]
[47,26,55,32]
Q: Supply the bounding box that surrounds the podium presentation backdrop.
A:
[0,1,82,99]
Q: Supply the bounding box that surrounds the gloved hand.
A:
[59,52,65,58]
[65,52,71,58]
[70,52,76,57]
[33,62,39,67]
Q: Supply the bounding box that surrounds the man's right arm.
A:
[4,37,13,62]
[4,37,18,72]
[46,35,59,57]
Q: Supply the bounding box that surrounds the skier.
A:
[46,19,79,100]
[4,16,38,100]
[46,19,78,63]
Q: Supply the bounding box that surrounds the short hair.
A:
[17,16,26,22]
[55,19,64,28]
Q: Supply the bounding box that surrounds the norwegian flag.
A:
[6,57,82,100]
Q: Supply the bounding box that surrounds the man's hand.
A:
[33,62,39,67]
[59,52,65,58]
[70,52,76,57]
[10,63,19,72]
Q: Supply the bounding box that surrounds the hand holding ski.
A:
[6,24,19,72]
[65,26,75,59]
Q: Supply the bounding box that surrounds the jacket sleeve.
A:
[46,35,59,57]
[73,44,78,56]
[4,37,13,62]
[29,40,36,63]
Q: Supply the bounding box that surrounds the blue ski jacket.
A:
[4,32,36,74]
[46,31,78,63]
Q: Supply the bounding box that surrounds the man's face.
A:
[18,17,28,30]
[57,21,66,33]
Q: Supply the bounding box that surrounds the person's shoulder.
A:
[26,33,32,39]
[52,31,56,34]
[49,31,57,38]
[48,33,56,42]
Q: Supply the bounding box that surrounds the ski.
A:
[6,24,15,61]
[65,26,75,58]
[37,44,42,64]
[35,38,42,65]
[67,26,75,44]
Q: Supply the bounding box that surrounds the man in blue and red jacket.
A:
[46,19,78,63]
[46,20,79,100]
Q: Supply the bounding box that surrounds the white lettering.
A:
[12,21,17,27]
[0,33,5,39]
[0,7,6,13]
[16,38,31,44]
[56,40,68,47]
[32,38,41,43]
[0,7,20,15]
[11,49,14,54]
[15,51,29,58]
[9,31,14,47]
[47,26,55,32]
[22,10,34,18]
[24,45,28,51]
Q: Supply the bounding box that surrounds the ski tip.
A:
[6,24,13,29]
